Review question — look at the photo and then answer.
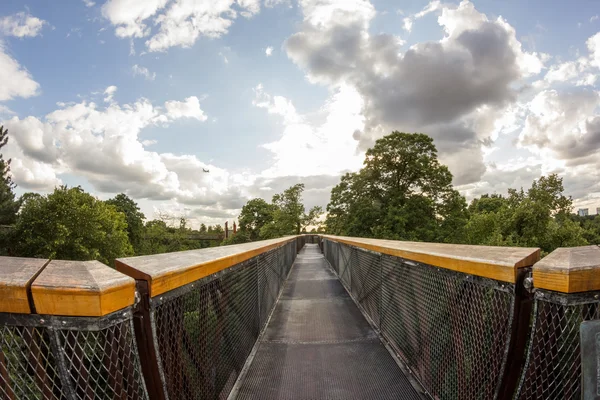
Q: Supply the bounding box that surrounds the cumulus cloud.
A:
[0,43,40,101]
[0,92,230,205]
[102,0,268,52]
[0,12,46,38]
[164,96,207,121]
[519,89,600,166]
[132,64,156,80]
[82,0,96,7]
[265,46,273,56]
[284,0,546,185]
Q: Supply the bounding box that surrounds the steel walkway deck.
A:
[234,244,423,399]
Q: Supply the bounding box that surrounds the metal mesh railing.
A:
[0,310,148,400]
[149,240,298,400]
[322,239,517,400]
[515,291,600,400]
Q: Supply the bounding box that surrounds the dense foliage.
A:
[14,186,133,264]
[228,184,323,244]
[326,131,593,255]
[326,132,467,243]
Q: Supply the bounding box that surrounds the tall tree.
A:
[0,126,20,225]
[326,132,465,241]
[260,184,322,238]
[106,193,145,253]
[14,186,133,265]
[238,198,275,241]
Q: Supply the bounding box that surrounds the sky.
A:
[0,0,599,227]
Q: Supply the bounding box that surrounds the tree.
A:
[465,174,588,254]
[238,198,275,241]
[326,132,466,241]
[259,184,322,239]
[13,186,133,265]
[106,194,145,253]
[0,126,20,225]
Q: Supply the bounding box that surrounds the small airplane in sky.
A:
[203,168,210,173]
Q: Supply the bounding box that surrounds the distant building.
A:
[578,208,589,217]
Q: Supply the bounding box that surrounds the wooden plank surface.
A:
[116,236,297,297]
[0,257,49,313]
[31,260,135,316]
[533,245,600,293]
[321,235,540,283]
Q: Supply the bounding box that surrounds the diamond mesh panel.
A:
[152,242,295,400]
[351,248,381,327]
[338,243,352,290]
[379,254,514,400]
[0,325,66,399]
[516,293,600,400]
[57,320,147,400]
[153,262,259,400]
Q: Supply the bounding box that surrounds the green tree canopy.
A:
[260,184,322,239]
[326,131,466,242]
[238,198,275,241]
[465,174,588,254]
[105,193,145,253]
[14,186,133,265]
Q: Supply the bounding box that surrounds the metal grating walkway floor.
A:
[233,244,423,400]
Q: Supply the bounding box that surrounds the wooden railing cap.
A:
[532,245,600,293]
[31,260,135,317]
[321,235,541,283]
[0,257,49,314]
[116,236,298,297]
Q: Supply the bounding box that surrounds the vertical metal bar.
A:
[497,269,533,400]
[132,281,167,400]
[49,329,77,400]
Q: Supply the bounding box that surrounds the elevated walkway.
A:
[234,244,422,399]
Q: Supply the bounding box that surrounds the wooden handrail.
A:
[116,236,300,297]
[30,260,136,316]
[532,245,600,293]
[321,235,540,283]
[0,257,49,313]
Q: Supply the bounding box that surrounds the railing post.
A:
[0,258,147,400]
[515,245,600,400]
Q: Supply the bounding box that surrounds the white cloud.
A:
[285,0,547,185]
[237,0,261,17]
[265,46,273,56]
[102,0,169,38]
[254,83,365,178]
[591,15,599,23]
[102,0,276,52]
[103,85,117,103]
[402,17,412,32]
[0,92,220,202]
[0,12,46,38]
[0,43,40,101]
[164,96,207,121]
[132,64,156,80]
[83,0,96,7]
[587,32,600,67]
